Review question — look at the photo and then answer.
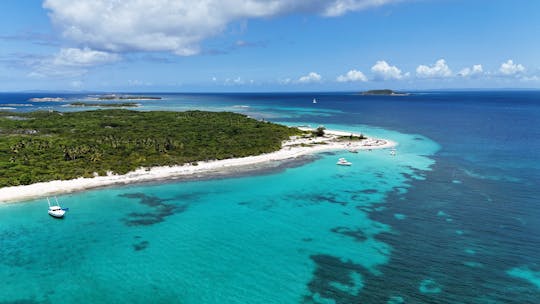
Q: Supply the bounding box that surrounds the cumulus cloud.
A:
[298,72,322,83]
[29,47,119,77]
[51,47,120,67]
[233,77,244,84]
[43,0,402,56]
[458,64,483,77]
[371,60,405,80]
[224,77,254,85]
[337,69,368,82]
[416,59,452,78]
[279,78,292,85]
[499,59,525,75]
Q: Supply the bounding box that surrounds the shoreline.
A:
[0,129,396,203]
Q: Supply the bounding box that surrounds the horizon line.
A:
[2,88,540,94]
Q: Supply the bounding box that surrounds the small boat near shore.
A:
[337,158,352,166]
[313,98,317,104]
[47,197,67,218]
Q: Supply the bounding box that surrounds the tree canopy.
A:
[0,109,300,187]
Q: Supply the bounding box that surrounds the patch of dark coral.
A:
[330,226,368,242]
[360,189,378,194]
[304,254,369,304]
[133,240,149,251]
[119,193,188,226]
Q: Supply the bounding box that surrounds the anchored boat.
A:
[47,197,67,218]
[336,158,352,166]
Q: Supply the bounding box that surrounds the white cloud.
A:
[128,79,152,86]
[224,77,246,85]
[233,77,244,84]
[320,0,401,16]
[279,78,292,85]
[43,0,402,56]
[298,72,322,83]
[499,59,525,75]
[337,69,368,82]
[458,64,483,77]
[371,60,405,80]
[52,47,120,67]
[521,75,540,82]
[29,47,119,78]
[416,59,452,78]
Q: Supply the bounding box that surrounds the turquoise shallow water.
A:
[1,91,539,303]
[0,124,437,303]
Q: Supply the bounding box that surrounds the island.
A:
[0,109,395,202]
[361,89,409,96]
[68,102,139,108]
[97,95,162,100]
[0,109,299,187]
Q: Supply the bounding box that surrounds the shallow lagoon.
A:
[0,122,437,303]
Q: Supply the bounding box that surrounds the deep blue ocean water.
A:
[0,91,539,303]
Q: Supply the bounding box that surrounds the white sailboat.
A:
[47,197,66,218]
[313,98,317,104]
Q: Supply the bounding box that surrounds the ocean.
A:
[0,91,539,303]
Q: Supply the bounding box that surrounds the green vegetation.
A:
[361,89,409,96]
[338,134,367,141]
[69,102,139,107]
[362,89,395,95]
[0,109,300,187]
[313,126,326,137]
[97,95,161,100]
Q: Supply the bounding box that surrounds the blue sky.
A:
[0,0,539,92]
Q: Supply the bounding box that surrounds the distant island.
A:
[68,102,139,108]
[97,95,162,100]
[361,89,409,96]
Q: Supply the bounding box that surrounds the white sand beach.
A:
[0,129,396,203]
